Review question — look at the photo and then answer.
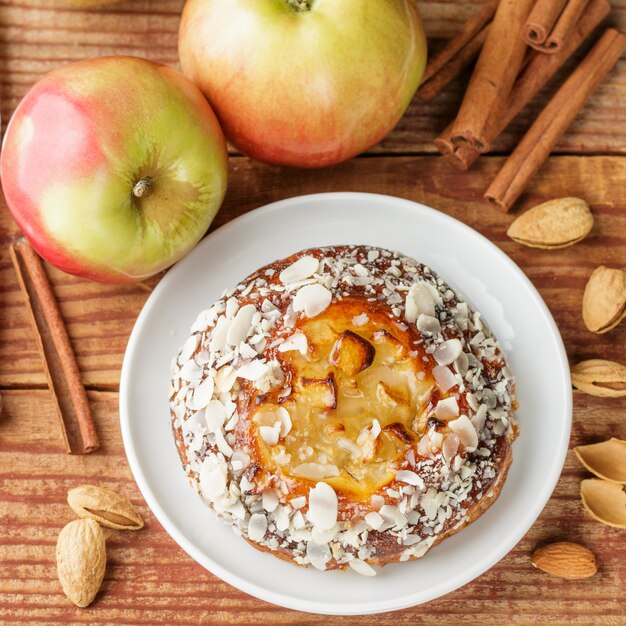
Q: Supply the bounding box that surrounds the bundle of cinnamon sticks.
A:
[420,0,626,212]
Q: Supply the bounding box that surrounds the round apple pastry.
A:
[169,246,517,575]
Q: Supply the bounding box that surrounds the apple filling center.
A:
[252,304,435,499]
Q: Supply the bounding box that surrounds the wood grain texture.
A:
[0,0,625,623]
[0,0,626,155]
[0,390,624,625]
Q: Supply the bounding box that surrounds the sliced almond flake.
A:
[405,281,436,323]
[188,376,215,410]
[442,433,460,465]
[262,490,280,512]
[430,430,443,450]
[226,303,256,346]
[471,404,488,434]
[215,429,233,457]
[239,343,257,360]
[420,487,444,520]
[434,339,463,366]
[248,513,268,541]
[292,510,306,529]
[236,360,269,381]
[370,418,382,439]
[290,496,306,510]
[259,424,280,446]
[308,482,338,530]
[182,408,206,437]
[225,500,245,520]
[225,297,240,319]
[230,450,250,472]
[209,316,231,352]
[492,420,506,436]
[434,396,459,419]
[279,256,319,284]
[179,334,200,363]
[292,284,332,318]
[395,470,424,487]
[179,360,203,382]
[364,511,384,530]
[379,504,407,529]
[417,314,441,335]
[199,458,227,499]
[370,494,385,509]
[311,524,339,545]
[277,332,308,356]
[292,463,340,480]
[273,505,291,531]
[204,400,226,432]
[433,365,457,392]
[261,299,278,313]
[338,437,361,457]
[448,414,478,452]
[306,541,331,570]
[402,534,422,546]
[349,559,376,576]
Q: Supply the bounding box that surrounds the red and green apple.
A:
[1,56,228,283]
[179,0,427,168]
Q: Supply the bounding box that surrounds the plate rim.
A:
[119,191,572,615]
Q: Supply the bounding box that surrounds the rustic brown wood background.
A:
[0,1,625,624]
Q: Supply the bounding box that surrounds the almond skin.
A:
[571,359,626,398]
[56,518,106,607]
[582,266,626,334]
[507,197,593,249]
[580,479,626,529]
[531,541,597,580]
[68,485,144,531]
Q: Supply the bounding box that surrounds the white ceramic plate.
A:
[120,192,571,615]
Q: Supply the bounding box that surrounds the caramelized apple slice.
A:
[372,329,407,360]
[330,330,375,376]
[297,374,337,409]
[376,381,409,407]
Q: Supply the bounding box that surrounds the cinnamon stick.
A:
[436,0,611,170]
[420,1,498,86]
[9,240,99,454]
[523,0,568,47]
[523,0,591,53]
[546,0,590,52]
[419,26,489,102]
[485,28,626,212]
[450,0,535,152]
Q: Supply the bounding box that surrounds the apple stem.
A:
[132,178,152,199]
[285,0,310,11]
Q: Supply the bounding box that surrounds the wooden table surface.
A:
[1,1,625,624]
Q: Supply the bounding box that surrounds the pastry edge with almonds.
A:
[169,245,517,573]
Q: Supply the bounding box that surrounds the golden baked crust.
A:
[170,246,517,574]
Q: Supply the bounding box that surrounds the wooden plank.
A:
[1,154,625,390]
[0,389,624,624]
[1,0,626,155]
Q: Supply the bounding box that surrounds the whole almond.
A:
[571,359,626,398]
[531,541,597,580]
[56,518,106,607]
[507,197,593,249]
[582,266,626,334]
[68,485,144,530]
